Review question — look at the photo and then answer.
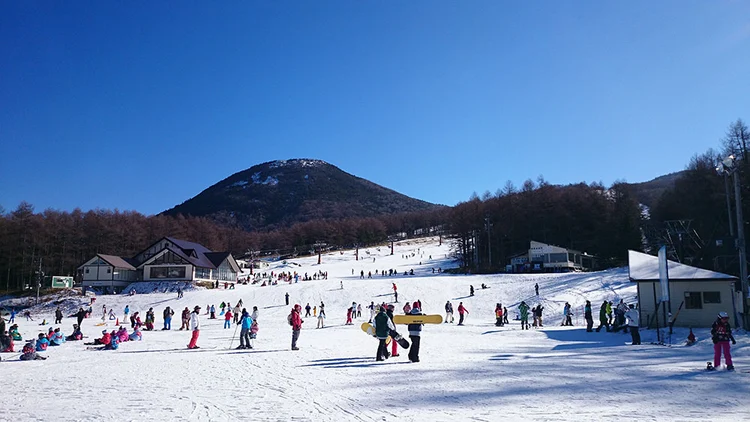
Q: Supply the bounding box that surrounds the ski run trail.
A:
[2,236,749,421]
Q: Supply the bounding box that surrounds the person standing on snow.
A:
[305,303,311,317]
[595,300,610,332]
[180,307,190,330]
[75,307,86,328]
[519,301,530,330]
[445,301,454,324]
[535,283,539,296]
[124,305,130,322]
[407,302,424,363]
[237,309,254,350]
[54,307,63,324]
[290,304,303,350]
[373,306,396,361]
[503,306,509,325]
[386,304,399,358]
[457,302,469,326]
[285,293,290,306]
[495,303,504,326]
[162,306,174,330]
[625,304,641,345]
[224,308,233,329]
[584,300,593,332]
[188,306,201,349]
[251,306,259,323]
[346,307,353,325]
[710,311,736,370]
[233,303,241,324]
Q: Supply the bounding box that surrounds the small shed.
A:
[628,250,740,328]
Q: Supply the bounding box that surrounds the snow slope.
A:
[2,237,748,421]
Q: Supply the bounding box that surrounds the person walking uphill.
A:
[457,302,469,326]
[285,293,290,306]
[289,304,303,350]
[188,306,201,349]
[373,306,396,361]
[710,311,736,370]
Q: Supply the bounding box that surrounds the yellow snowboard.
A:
[392,314,443,324]
[360,322,391,344]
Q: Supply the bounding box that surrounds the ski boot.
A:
[706,362,715,371]
[726,365,735,371]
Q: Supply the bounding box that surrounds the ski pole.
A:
[228,321,240,349]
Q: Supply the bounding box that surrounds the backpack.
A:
[287,312,293,326]
[22,343,34,354]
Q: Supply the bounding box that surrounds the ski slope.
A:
[2,237,748,421]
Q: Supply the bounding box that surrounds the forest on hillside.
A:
[0,118,746,291]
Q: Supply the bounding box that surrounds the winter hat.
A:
[102,330,107,334]
[194,306,201,311]
[412,302,420,310]
[718,311,729,318]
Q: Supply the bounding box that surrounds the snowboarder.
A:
[188,306,201,349]
[457,302,468,325]
[709,311,735,370]
[290,304,303,350]
[625,304,641,345]
[519,301,530,330]
[535,283,539,296]
[66,324,83,341]
[584,300,593,332]
[408,302,424,363]
[372,306,396,361]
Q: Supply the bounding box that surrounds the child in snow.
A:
[20,340,46,360]
[117,326,129,343]
[66,324,83,341]
[49,328,65,346]
[129,326,142,341]
[35,333,49,351]
[710,311,736,370]
[224,309,233,329]
[9,324,22,341]
[346,307,353,325]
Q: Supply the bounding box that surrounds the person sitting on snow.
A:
[117,326,129,343]
[20,340,46,361]
[66,324,83,341]
[0,330,14,352]
[49,328,66,346]
[129,326,142,341]
[35,333,50,351]
[89,330,111,346]
[105,331,120,350]
[9,324,22,341]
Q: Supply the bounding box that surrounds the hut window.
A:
[703,292,721,304]
[684,292,702,309]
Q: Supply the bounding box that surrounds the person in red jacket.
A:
[290,304,303,350]
[345,307,353,325]
[458,302,469,326]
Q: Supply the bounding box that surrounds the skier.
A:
[54,307,63,324]
[285,293,290,306]
[237,309,254,349]
[407,302,424,363]
[161,306,173,331]
[224,308,233,329]
[457,302,469,326]
[595,300,610,332]
[584,300,593,332]
[536,305,544,327]
[625,304,641,345]
[709,311,736,370]
[188,306,201,349]
[519,301,530,330]
[351,302,358,319]
[535,283,539,296]
[305,303,311,317]
[372,306,396,361]
[289,304,303,350]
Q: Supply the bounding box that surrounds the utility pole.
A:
[732,169,749,329]
[485,217,492,269]
[724,173,735,237]
[36,258,43,305]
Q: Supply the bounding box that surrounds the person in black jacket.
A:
[710,311,736,371]
[407,302,424,363]
[75,307,87,328]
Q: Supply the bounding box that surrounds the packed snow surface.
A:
[2,237,748,421]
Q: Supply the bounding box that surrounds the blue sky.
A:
[1,1,749,215]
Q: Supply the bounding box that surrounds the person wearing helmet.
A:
[289,304,303,350]
[710,311,736,370]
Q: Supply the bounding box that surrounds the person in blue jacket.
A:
[35,333,50,351]
[237,309,254,349]
[49,328,65,346]
[105,331,119,350]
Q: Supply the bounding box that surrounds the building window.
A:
[150,266,186,279]
[703,292,721,304]
[685,292,702,309]
[85,268,89,274]
[107,268,111,274]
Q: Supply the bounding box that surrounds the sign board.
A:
[51,276,74,289]
[658,246,669,302]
